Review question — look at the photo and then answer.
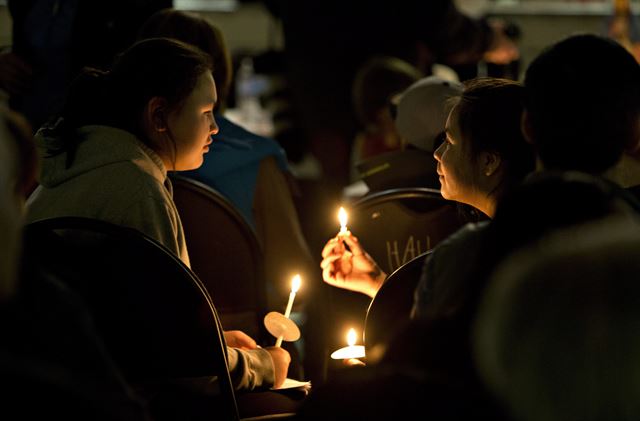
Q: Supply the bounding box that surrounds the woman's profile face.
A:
[434,105,483,206]
[167,71,219,171]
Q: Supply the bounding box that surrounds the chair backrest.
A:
[170,175,268,342]
[22,216,240,420]
[348,187,465,274]
[364,251,430,351]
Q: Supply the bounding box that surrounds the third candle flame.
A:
[291,275,302,292]
[338,207,348,233]
[347,328,357,346]
[291,274,301,293]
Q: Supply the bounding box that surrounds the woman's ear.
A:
[521,109,535,145]
[146,97,169,132]
[482,151,502,177]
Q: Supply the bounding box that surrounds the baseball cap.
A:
[394,76,463,152]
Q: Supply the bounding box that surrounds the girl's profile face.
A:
[167,71,218,171]
[433,105,483,207]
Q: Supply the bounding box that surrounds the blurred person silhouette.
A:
[523,34,640,179]
[136,8,325,384]
[349,55,422,181]
[522,33,640,211]
[25,38,291,392]
[0,106,152,420]
[474,214,640,421]
[463,171,640,326]
[355,75,463,193]
[0,0,172,132]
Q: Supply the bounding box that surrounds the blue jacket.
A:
[183,115,289,228]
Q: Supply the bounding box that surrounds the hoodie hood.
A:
[35,125,167,188]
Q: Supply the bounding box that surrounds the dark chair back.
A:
[348,187,464,274]
[171,175,268,342]
[23,216,239,420]
[364,251,429,351]
[326,188,465,357]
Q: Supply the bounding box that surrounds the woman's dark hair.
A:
[47,37,212,166]
[452,77,535,200]
[137,8,231,111]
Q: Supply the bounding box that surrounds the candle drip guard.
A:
[264,311,301,342]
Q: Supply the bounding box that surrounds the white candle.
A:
[338,206,348,234]
[276,274,301,347]
[283,274,301,318]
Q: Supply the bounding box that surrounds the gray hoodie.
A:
[27,125,276,390]
[27,124,190,265]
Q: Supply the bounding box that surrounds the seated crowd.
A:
[1,3,640,419]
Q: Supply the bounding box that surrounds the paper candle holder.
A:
[264,311,301,342]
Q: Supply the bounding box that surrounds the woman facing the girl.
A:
[321,77,535,319]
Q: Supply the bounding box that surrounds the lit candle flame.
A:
[347,328,357,347]
[291,274,301,293]
[338,207,348,233]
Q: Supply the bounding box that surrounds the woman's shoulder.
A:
[423,221,491,275]
[424,221,491,271]
[439,221,491,250]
